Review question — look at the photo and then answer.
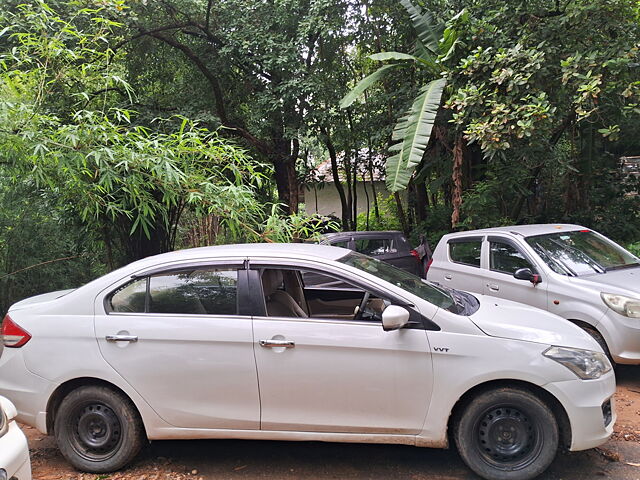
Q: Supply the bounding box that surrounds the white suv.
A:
[428,224,640,364]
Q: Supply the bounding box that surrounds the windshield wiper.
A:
[605,262,640,272]
[548,238,606,274]
[534,242,577,276]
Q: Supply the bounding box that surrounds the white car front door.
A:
[482,236,548,310]
[251,265,433,434]
[94,263,260,430]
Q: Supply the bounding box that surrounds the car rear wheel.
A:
[54,385,144,473]
[454,387,558,480]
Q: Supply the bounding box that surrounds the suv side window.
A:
[449,240,481,267]
[489,241,535,274]
[355,237,397,256]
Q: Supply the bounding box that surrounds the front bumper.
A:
[599,310,640,364]
[0,421,32,480]
[545,370,616,451]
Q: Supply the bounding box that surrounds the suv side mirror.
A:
[382,305,410,331]
[514,268,542,285]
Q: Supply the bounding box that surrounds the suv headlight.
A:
[601,292,640,318]
[543,346,612,380]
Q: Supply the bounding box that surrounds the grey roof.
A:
[445,224,588,238]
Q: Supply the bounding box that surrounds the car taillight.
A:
[1,315,31,348]
[424,258,433,274]
[410,249,420,260]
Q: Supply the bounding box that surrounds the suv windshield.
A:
[525,230,639,276]
[337,251,460,312]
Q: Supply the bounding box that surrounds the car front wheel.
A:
[54,385,145,472]
[454,387,559,480]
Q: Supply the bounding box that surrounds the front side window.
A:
[449,240,481,267]
[338,252,457,312]
[109,268,238,314]
[526,231,640,276]
[490,242,535,274]
[355,237,397,256]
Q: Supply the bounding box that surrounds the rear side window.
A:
[355,238,397,256]
[111,278,147,313]
[149,270,238,314]
[449,240,481,267]
[109,268,238,315]
[330,240,350,249]
[490,242,535,274]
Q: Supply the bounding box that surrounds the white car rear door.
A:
[94,262,260,430]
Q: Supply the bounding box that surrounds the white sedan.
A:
[0,396,31,480]
[0,243,615,480]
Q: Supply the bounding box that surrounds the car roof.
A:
[132,242,350,267]
[444,224,588,238]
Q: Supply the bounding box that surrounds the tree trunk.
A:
[273,157,299,214]
[394,192,409,235]
[451,136,465,228]
[321,127,350,229]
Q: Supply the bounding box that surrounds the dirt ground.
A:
[24,366,640,480]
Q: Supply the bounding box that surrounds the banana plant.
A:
[341,1,465,192]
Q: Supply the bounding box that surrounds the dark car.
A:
[317,231,429,278]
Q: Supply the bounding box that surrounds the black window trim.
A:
[248,261,440,331]
[447,236,483,268]
[105,262,246,316]
[487,235,541,277]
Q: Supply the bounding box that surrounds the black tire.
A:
[454,387,559,480]
[583,326,615,368]
[54,385,145,473]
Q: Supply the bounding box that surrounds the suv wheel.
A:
[454,387,559,480]
[54,385,144,472]
[582,326,615,367]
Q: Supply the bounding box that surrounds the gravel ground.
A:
[24,366,640,480]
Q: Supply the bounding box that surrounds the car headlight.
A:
[601,292,640,318]
[543,346,611,380]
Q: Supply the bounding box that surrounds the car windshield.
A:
[337,251,458,312]
[525,230,640,276]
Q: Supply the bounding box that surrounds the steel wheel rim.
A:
[68,401,123,462]
[473,404,544,471]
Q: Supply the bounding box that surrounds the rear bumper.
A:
[0,349,52,432]
[545,370,616,451]
[0,421,32,480]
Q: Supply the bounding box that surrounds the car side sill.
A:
[146,428,447,448]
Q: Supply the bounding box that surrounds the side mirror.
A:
[382,305,410,331]
[0,396,18,421]
[514,268,542,285]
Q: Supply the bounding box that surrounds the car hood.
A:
[570,265,640,297]
[469,295,600,351]
[9,289,76,311]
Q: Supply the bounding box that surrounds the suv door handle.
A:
[444,274,452,280]
[259,340,295,348]
[487,284,499,292]
[105,335,139,343]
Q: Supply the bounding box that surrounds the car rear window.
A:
[449,240,481,267]
[355,238,398,256]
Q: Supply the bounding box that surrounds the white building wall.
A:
[303,182,391,217]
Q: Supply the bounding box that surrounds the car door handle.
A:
[259,340,295,348]
[444,274,452,280]
[487,284,500,292]
[105,335,139,343]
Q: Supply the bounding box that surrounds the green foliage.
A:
[628,242,640,257]
[356,194,403,231]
